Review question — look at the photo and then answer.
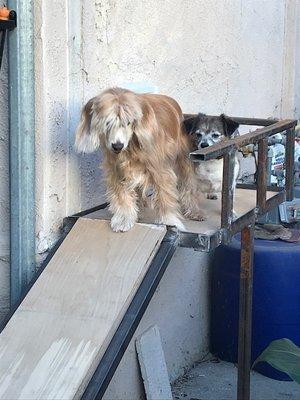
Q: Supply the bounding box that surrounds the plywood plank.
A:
[84,189,277,235]
[0,219,166,399]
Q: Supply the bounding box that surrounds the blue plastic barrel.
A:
[211,234,300,380]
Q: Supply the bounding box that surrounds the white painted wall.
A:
[33,0,299,257]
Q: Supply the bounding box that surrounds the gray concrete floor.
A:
[172,358,300,400]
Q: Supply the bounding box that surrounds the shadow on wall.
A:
[77,151,105,211]
[45,101,106,216]
[71,101,106,211]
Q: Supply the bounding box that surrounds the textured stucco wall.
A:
[82,0,286,117]
[34,0,106,256]
[33,0,297,257]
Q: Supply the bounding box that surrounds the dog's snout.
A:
[112,142,124,153]
[200,142,209,148]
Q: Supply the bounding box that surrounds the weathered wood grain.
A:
[0,219,166,399]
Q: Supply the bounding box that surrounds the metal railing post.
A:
[256,138,268,211]
[237,225,254,400]
[221,151,236,234]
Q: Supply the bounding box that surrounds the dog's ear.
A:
[75,97,101,153]
[183,117,197,134]
[221,114,239,137]
[183,113,207,134]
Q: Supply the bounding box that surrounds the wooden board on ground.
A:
[136,325,173,400]
[84,189,277,235]
[0,219,166,400]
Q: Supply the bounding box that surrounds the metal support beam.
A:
[8,0,35,306]
[221,151,236,235]
[256,138,268,211]
[237,225,254,400]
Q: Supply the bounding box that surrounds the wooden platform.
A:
[0,219,166,399]
[83,189,277,249]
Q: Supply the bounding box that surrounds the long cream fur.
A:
[75,87,203,232]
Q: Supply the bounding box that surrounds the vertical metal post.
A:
[256,138,268,211]
[237,225,254,400]
[221,151,236,233]
[267,147,273,186]
[285,127,295,201]
[8,1,35,306]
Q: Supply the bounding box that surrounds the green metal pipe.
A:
[8,0,35,306]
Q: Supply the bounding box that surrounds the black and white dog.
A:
[184,113,240,201]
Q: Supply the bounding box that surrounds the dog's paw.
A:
[207,193,218,200]
[195,211,206,221]
[159,214,186,231]
[111,213,136,232]
[191,211,206,221]
[183,209,206,222]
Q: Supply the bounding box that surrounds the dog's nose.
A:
[200,142,209,148]
[112,142,124,153]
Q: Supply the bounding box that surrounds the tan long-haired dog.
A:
[75,87,204,232]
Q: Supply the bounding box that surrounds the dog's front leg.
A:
[107,181,138,233]
[152,169,185,231]
[177,154,206,221]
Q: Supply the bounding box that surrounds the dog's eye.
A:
[196,132,202,138]
[212,133,220,139]
[127,121,131,126]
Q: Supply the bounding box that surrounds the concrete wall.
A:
[103,248,210,400]
[33,0,299,258]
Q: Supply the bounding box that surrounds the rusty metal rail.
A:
[190,119,296,162]
[190,118,297,240]
[188,115,297,400]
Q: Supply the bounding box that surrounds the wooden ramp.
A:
[0,219,166,399]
